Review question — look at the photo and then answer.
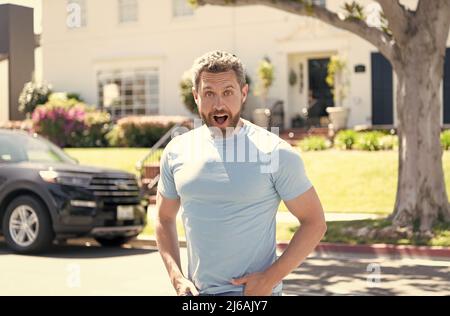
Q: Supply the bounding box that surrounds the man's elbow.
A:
[319,220,327,238]
[311,215,327,238]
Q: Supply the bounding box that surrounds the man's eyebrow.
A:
[202,85,236,90]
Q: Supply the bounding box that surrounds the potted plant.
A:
[253,57,275,127]
[325,55,350,132]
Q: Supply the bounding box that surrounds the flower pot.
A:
[326,106,350,131]
[252,108,271,128]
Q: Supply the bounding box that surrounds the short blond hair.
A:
[191,50,247,91]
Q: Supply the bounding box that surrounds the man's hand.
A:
[231,272,275,296]
[174,277,200,296]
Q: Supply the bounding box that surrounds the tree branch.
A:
[374,0,410,43]
[416,0,450,44]
[195,0,398,61]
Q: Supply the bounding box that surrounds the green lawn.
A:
[142,218,450,246]
[65,148,157,176]
[279,149,450,215]
[66,148,450,215]
[280,149,401,214]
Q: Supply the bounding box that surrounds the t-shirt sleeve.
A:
[157,143,180,200]
[272,141,313,201]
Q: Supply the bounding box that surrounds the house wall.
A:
[41,0,450,128]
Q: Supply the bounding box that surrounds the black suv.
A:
[0,129,147,253]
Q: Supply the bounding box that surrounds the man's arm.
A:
[155,191,199,296]
[232,187,327,295]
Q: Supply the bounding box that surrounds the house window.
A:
[312,0,326,7]
[67,0,87,29]
[118,0,138,24]
[98,69,159,118]
[172,0,194,17]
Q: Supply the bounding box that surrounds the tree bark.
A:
[390,0,450,231]
[392,57,450,232]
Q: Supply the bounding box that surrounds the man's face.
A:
[193,70,248,133]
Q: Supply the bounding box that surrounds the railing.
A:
[136,123,184,192]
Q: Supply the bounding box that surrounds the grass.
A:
[141,218,450,246]
[280,149,450,215]
[66,148,450,215]
[64,148,162,176]
[306,219,450,247]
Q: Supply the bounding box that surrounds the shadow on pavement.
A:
[282,256,450,296]
[0,239,157,259]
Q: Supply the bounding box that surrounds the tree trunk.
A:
[392,52,450,232]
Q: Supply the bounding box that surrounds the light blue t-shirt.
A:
[157,119,312,295]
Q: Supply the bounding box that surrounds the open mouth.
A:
[213,114,229,125]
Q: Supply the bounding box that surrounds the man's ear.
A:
[241,84,249,104]
[192,87,199,105]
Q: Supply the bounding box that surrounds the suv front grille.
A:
[89,173,140,205]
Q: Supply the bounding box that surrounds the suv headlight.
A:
[39,170,92,187]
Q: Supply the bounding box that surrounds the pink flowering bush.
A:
[32,95,111,147]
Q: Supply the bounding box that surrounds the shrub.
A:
[298,136,330,151]
[379,135,399,150]
[73,107,111,147]
[441,130,450,150]
[106,116,192,147]
[353,131,385,151]
[334,130,358,150]
[18,80,52,116]
[32,95,111,147]
[180,71,198,115]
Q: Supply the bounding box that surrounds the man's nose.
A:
[212,96,225,111]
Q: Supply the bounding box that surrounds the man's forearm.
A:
[264,220,327,286]
[155,218,185,286]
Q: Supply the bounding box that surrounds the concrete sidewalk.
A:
[146,205,384,224]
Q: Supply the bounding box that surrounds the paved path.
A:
[146,205,384,224]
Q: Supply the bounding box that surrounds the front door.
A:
[308,58,334,113]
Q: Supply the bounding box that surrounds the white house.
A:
[40,0,450,129]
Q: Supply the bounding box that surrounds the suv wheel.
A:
[95,236,135,247]
[2,195,54,254]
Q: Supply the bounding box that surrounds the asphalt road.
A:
[0,240,449,296]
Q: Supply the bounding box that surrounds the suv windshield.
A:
[0,132,76,164]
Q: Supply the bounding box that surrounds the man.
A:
[303,89,326,127]
[155,51,326,296]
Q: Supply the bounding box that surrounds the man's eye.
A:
[224,90,233,96]
[205,92,214,97]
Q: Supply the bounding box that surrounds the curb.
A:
[136,237,450,259]
[70,236,450,259]
[277,241,450,259]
